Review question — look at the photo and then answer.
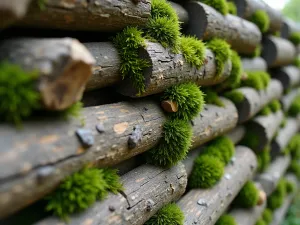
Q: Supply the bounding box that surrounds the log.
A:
[271,66,300,90]
[184,2,262,55]
[16,0,151,32]
[256,155,291,196]
[169,1,189,25]
[177,146,257,225]
[261,36,296,68]
[226,126,246,145]
[242,57,267,72]
[0,38,95,110]
[34,163,187,225]
[281,89,300,112]
[233,79,283,123]
[0,98,238,218]
[281,19,300,39]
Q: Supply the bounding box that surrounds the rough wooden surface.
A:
[234,79,283,123]
[262,36,296,68]
[0,38,95,110]
[281,89,300,112]
[271,66,300,90]
[170,1,189,24]
[16,0,151,32]
[178,146,257,225]
[117,42,232,97]
[185,2,261,55]
[34,163,187,225]
[242,57,267,72]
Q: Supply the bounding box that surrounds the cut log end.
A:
[257,190,267,206]
[161,100,178,112]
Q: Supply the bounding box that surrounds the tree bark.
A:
[184,2,262,55]
[281,89,300,112]
[16,0,151,32]
[271,66,300,91]
[0,38,95,110]
[241,57,267,72]
[177,146,257,225]
[262,36,296,68]
[170,1,189,25]
[33,163,187,225]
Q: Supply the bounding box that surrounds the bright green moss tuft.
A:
[0,62,41,126]
[257,146,271,172]
[269,100,281,113]
[285,180,296,194]
[227,2,237,15]
[206,38,231,77]
[198,0,228,15]
[189,155,224,188]
[234,181,259,208]
[288,160,300,179]
[215,214,237,225]
[285,134,300,159]
[162,83,205,121]
[203,88,225,107]
[255,219,266,225]
[289,32,300,45]
[180,36,206,69]
[288,94,300,117]
[224,90,244,104]
[262,208,273,224]
[240,129,260,150]
[259,106,272,116]
[241,71,269,90]
[260,72,271,88]
[250,10,270,33]
[145,203,184,225]
[102,168,124,194]
[268,179,286,211]
[147,119,192,167]
[151,0,178,21]
[293,57,300,68]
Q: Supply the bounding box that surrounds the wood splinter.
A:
[161,100,178,113]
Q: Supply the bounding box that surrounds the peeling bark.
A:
[170,1,188,25]
[242,57,267,72]
[271,66,300,90]
[281,89,300,112]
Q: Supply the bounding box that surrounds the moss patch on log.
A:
[216,214,237,225]
[293,57,300,68]
[285,134,300,159]
[255,219,266,225]
[224,90,244,104]
[262,208,273,224]
[227,1,237,15]
[288,94,300,117]
[250,10,270,33]
[234,181,259,208]
[257,146,271,172]
[241,71,270,90]
[198,0,228,15]
[203,88,225,107]
[288,160,300,179]
[289,32,300,45]
[267,179,286,211]
[240,129,260,150]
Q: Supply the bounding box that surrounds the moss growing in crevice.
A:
[289,32,300,45]
[269,100,281,113]
[240,129,260,150]
[285,134,300,159]
[227,1,237,15]
[145,203,184,225]
[267,181,286,211]
[255,219,266,225]
[234,181,259,208]
[285,180,296,194]
[241,71,270,90]
[250,10,270,33]
[288,160,300,179]
[293,57,300,68]
[288,94,300,117]
[203,88,225,107]
[224,90,244,104]
[215,214,237,225]
[262,208,273,224]
[198,0,228,15]
[259,106,272,116]
[248,45,262,58]
[257,146,271,172]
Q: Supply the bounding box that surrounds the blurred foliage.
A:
[282,191,300,225]
[282,0,300,22]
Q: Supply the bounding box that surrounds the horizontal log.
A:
[261,36,296,68]
[281,19,300,39]
[242,57,267,72]
[169,1,189,24]
[0,38,95,110]
[0,98,237,218]
[184,2,262,55]
[233,79,283,123]
[178,146,257,225]
[271,66,300,90]
[281,89,300,112]
[256,155,291,196]
[226,126,246,145]
[16,0,151,32]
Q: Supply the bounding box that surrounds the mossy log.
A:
[271,66,300,90]
[242,57,267,72]
[281,89,300,112]
[233,0,283,33]
[0,38,95,110]
[256,155,291,196]
[15,0,151,32]
[33,163,187,225]
[281,19,300,39]
[233,79,283,123]
[262,36,296,68]
[184,2,261,55]
[177,146,257,225]
[0,98,238,218]
[170,1,189,24]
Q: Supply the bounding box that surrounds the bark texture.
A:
[271,66,300,90]
[16,0,151,31]
[170,1,189,24]
[185,2,262,55]
[262,36,296,68]
[0,38,95,110]
[242,57,267,72]
[178,146,257,225]
[281,89,300,112]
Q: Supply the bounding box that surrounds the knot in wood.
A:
[128,125,142,149]
[146,199,155,211]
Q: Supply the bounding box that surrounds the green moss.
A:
[248,45,262,58]
[147,119,192,167]
[255,219,266,225]
[268,179,286,211]
[113,27,149,94]
[259,106,272,116]
[280,117,287,128]
[257,146,271,172]
[206,38,231,77]
[250,10,270,33]
[145,203,184,225]
[241,71,269,90]
[203,88,225,107]
[262,208,273,224]
[151,0,178,21]
[224,90,244,104]
[240,129,260,150]
[288,160,300,179]
[215,214,237,225]
[198,0,228,15]
[162,83,205,121]
[288,94,300,117]
[0,62,41,126]
[180,36,206,69]
[289,32,300,45]
[234,181,259,208]
[189,155,224,188]
[37,0,47,10]
[293,57,300,68]
[227,2,237,15]
[260,71,271,89]
[285,180,296,194]
[102,169,124,194]
[285,134,300,159]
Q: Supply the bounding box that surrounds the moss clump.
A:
[162,83,205,121]
[250,10,270,33]
[234,181,259,208]
[215,214,237,225]
[293,57,300,68]
[257,146,271,172]
[268,179,286,211]
[280,117,287,128]
[206,38,231,77]
[241,71,270,90]
[203,88,225,107]
[147,119,192,167]
[259,106,272,116]
[145,203,184,225]
[45,168,123,220]
[285,180,296,194]
[0,62,41,126]
[180,36,206,69]
[288,160,300,179]
[198,0,228,15]
[288,94,300,117]
[224,90,244,104]
[151,0,178,20]
[262,208,273,224]
[289,32,300,45]
[248,45,262,58]
[260,72,271,88]
[269,100,281,113]
[240,129,260,150]
[285,134,300,159]
[189,155,224,188]
[255,219,266,225]
[227,2,237,15]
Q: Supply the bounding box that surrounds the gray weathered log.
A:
[242,57,267,72]
[34,163,187,225]
[256,155,291,196]
[0,98,238,218]
[16,0,151,32]
[178,146,257,225]
[185,2,261,55]
[262,36,296,68]
[0,38,95,110]
[271,66,300,90]
[233,79,283,123]
[281,18,300,39]
[170,1,189,24]
[226,126,246,145]
[281,89,300,112]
